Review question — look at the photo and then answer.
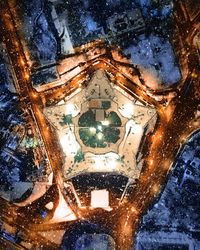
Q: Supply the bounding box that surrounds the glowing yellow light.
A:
[101,120,109,126]
[24,72,29,80]
[89,127,96,134]
[97,125,103,131]
[151,184,160,195]
[149,159,154,166]
[31,92,37,98]
[97,132,103,140]
[20,57,25,66]
[131,206,138,214]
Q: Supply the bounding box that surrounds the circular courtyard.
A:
[78,110,121,148]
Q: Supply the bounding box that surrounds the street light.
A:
[89,127,96,134]
[101,120,110,126]
[97,125,103,131]
[97,132,103,140]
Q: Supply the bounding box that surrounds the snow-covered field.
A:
[124,34,181,87]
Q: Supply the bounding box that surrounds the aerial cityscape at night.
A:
[0,0,199,249]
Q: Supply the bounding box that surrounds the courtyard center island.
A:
[44,70,157,181]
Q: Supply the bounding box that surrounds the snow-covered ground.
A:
[135,0,173,18]
[124,34,181,88]
[18,0,57,65]
[137,131,200,235]
[80,13,98,34]
[65,1,180,88]
[75,234,115,250]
